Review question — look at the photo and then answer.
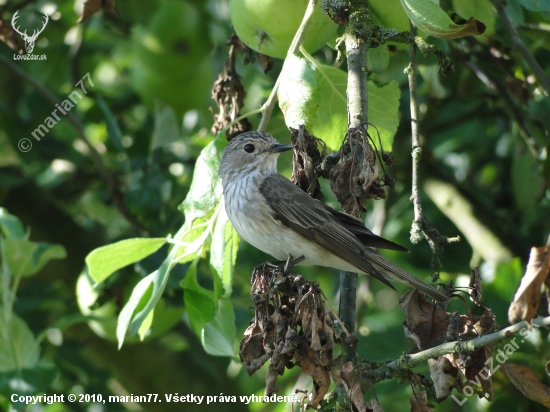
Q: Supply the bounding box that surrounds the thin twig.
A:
[490,0,550,96]
[362,316,550,383]
[405,24,459,271]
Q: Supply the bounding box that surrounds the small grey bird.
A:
[219,131,449,302]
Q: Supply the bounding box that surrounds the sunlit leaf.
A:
[116,271,155,348]
[312,64,400,152]
[181,262,216,336]
[400,0,486,38]
[179,137,226,220]
[209,205,239,298]
[127,244,178,338]
[85,238,166,284]
[202,298,236,357]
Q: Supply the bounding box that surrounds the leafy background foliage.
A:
[0,0,549,410]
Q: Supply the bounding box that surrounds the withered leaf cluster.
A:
[401,289,497,402]
[239,264,341,408]
[210,37,252,141]
[289,126,326,200]
[329,128,386,217]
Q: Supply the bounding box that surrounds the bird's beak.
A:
[268,143,294,153]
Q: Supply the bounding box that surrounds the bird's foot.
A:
[283,254,305,274]
[263,254,305,274]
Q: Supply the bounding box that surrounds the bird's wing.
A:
[259,175,450,302]
[318,203,409,252]
[259,174,396,288]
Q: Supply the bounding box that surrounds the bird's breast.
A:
[223,176,307,261]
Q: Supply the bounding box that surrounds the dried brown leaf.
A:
[401,289,451,350]
[428,357,459,401]
[409,390,434,412]
[297,344,330,408]
[508,245,550,324]
[341,361,369,412]
[502,362,550,407]
[239,322,266,374]
[256,52,274,74]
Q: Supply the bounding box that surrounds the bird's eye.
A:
[244,144,255,153]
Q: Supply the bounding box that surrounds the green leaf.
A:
[0,314,39,372]
[179,137,226,220]
[369,0,410,32]
[312,64,401,152]
[4,239,66,278]
[181,262,216,336]
[312,64,347,150]
[519,0,550,11]
[0,209,25,239]
[150,100,181,152]
[127,244,178,338]
[202,298,236,357]
[367,46,390,73]
[400,0,486,38]
[209,206,239,298]
[85,238,166,284]
[368,81,401,150]
[277,54,320,130]
[97,95,124,151]
[117,138,227,348]
[451,0,495,37]
[116,271,155,348]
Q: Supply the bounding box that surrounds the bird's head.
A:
[218,131,293,184]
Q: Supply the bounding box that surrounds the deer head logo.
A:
[11,11,49,54]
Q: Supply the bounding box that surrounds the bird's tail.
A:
[367,249,450,302]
